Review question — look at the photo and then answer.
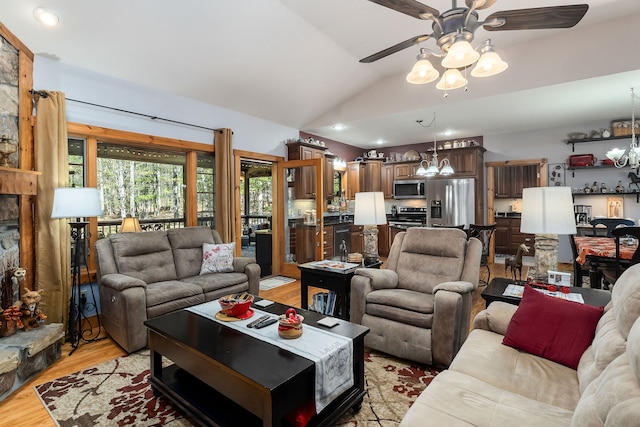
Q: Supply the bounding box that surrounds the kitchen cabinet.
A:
[390,226,404,248]
[346,160,383,199]
[448,147,480,176]
[324,154,335,202]
[494,165,538,198]
[494,217,535,256]
[287,141,326,199]
[297,224,318,264]
[350,224,364,255]
[378,224,389,256]
[393,163,420,179]
[381,164,394,199]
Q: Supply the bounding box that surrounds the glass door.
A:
[277,158,324,278]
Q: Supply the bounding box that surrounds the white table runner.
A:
[187,301,354,413]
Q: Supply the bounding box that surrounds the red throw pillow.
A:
[502,284,604,369]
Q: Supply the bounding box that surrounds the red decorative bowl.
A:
[218,293,254,317]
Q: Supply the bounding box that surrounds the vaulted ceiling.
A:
[2,0,640,148]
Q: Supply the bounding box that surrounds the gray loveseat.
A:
[95,226,260,353]
[401,262,640,426]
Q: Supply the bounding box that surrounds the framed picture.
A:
[607,196,624,218]
[547,163,565,186]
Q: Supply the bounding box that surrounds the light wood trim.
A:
[185,151,197,227]
[67,122,214,153]
[0,167,40,195]
[234,149,284,164]
[0,22,34,60]
[85,137,99,280]
[19,50,34,171]
[234,154,242,256]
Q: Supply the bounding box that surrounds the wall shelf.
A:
[566,134,634,152]
[572,191,640,203]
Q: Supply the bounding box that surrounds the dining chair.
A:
[601,227,640,288]
[589,218,635,237]
[569,234,590,287]
[467,224,497,285]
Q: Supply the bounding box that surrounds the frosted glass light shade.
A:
[441,40,480,69]
[51,188,103,219]
[406,58,439,84]
[520,187,577,235]
[354,192,387,225]
[436,69,467,91]
[606,147,626,161]
[471,51,508,77]
[439,159,454,176]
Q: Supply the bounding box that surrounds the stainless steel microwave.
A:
[393,179,426,199]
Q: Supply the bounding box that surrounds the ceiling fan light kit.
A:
[363,0,589,92]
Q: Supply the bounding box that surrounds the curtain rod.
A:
[29,89,220,133]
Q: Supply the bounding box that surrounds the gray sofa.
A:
[95,226,260,353]
[401,262,640,426]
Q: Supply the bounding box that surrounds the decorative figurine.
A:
[602,129,611,138]
[591,181,599,193]
[505,243,529,281]
[584,183,591,193]
[616,181,625,193]
[629,172,640,192]
[19,287,46,330]
[600,183,607,193]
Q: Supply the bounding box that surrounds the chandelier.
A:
[606,88,640,169]
[415,114,454,177]
[406,38,507,93]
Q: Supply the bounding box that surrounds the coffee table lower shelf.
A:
[149,364,366,427]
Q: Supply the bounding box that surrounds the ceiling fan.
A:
[360,0,589,89]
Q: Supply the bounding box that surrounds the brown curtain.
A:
[214,128,234,242]
[35,91,70,326]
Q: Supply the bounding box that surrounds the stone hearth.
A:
[0,323,64,400]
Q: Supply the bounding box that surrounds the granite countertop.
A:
[494,212,522,218]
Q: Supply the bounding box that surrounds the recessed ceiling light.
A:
[443,130,453,136]
[376,139,384,145]
[332,124,345,131]
[33,7,60,26]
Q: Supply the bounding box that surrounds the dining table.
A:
[574,236,637,288]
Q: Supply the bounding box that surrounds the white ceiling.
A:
[2,0,640,148]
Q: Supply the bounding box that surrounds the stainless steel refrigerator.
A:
[426,178,475,227]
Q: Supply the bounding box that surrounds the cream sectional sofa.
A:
[95,226,260,353]
[401,263,640,426]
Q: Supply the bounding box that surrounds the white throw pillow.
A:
[200,242,235,274]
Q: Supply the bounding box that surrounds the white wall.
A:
[33,57,299,156]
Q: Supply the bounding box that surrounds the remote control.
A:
[254,318,277,329]
[247,315,270,328]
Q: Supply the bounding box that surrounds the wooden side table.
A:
[481,277,611,308]
[298,261,383,320]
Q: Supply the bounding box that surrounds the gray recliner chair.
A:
[350,227,482,367]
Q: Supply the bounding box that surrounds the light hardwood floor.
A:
[0,261,542,425]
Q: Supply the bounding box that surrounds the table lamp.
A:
[120,216,142,232]
[520,186,577,281]
[51,187,104,354]
[354,192,387,265]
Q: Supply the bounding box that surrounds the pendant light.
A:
[415,114,454,177]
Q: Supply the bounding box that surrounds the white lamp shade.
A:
[471,51,508,77]
[606,147,626,161]
[354,192,387,225]
[436,69,467,91]
[520,187,577,235]
[441,39,480,69]
[406,58,439,84]
[51,187,103,219]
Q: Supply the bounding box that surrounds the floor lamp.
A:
[354,192,387,266]
[51,187,104,354]
[520,187,577,281]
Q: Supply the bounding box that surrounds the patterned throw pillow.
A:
[200,242,235,274]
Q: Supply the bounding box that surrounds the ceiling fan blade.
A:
[360,34,431,63]
[367,0,439,20]
[465,0,497,10]
[483,4,589,31]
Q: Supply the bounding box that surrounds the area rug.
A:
[35,349,438,426]
[259,275,296,290]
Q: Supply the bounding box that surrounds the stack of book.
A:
[310,291,340,316]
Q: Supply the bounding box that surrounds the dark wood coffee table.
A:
[144,300,369,427]
[481,277,612,308]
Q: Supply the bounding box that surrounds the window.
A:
[197,153,215,228]
[96,143,187,236]
[68,138,85,187]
